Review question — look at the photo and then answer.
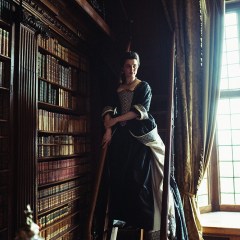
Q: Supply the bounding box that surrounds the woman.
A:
[102,51,174,238]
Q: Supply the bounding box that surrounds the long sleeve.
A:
[127,81,157,136]
[131,82,152,120]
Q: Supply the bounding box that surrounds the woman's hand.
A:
[102,128,112,149]
[104,117,118,129]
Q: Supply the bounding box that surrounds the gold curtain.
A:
[161,0,224,239]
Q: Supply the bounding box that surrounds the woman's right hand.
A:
[102,128,112,149]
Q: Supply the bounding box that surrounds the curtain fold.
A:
[201,0,225,183]
[160,0,224,239]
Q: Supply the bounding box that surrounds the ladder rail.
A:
[86,146,108,240]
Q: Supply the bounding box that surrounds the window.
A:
[217,6,240,208]
[198,3,240,211]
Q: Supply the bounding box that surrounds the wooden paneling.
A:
[15,23,38,228]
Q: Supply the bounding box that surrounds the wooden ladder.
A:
[110,228,144,240]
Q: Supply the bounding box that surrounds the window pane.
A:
[222,52,227,65]
[229,77,240,89]
[221,65,228,79]
[227,64,240,77]
[218,146,232,161]
[230,98,240,113]
[234,178,240,193]
[198,178,208,195]
[233,163,240,178]
[231,114,240,129]
[226,38,239,51]
[217,115,231,129]
[235,194,240,204]
[217,130,232,145]
[218,99,230,114]
[219,162,233,177]
[220,178,234,192]
[220,78,229,89]
[221,193,235,204]
[227,51,239,64]
[197,171,209,207]
[225,12,237,26]
[225,25,238,38]
[232,130,240,144]
[233,146,240,160]
[198,195,209,207]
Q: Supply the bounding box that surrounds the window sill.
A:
[201,211,240,238]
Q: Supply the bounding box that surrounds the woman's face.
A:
[122,59,139,80]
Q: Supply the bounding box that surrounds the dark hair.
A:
[120,51,140,67]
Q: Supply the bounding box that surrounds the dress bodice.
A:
[118,90,134,126]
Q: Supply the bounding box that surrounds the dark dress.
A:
[102,81,165,231]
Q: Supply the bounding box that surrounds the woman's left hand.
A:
[104,117,118,128]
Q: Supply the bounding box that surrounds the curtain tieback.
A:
[183,191,195,197]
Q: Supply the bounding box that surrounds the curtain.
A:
[160,0,224,239]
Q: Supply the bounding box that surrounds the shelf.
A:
[39,211,84,237]
[38,173,90,189]
[38,130,88,136]
[0,119,8,123]
[0,135,8,139]
[39,77,75,93]
[0,86,10,91]
[38,101,83,115]
[0,54,10,61]
[38,152,90,161]
[38,193,87,216]
[0,19,10,29]
[0,227,8,233]
[75,0,112,37]
[50,224,79,240]
[38,46,79,69]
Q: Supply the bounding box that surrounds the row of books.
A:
[39,214,80,240]
[38,202,77,228]
[38,162,90,185]
[39,80,77,109]
[0,92,9,119]
[37,145,85,158]
[38,135,89,145]
[37,35,79,68]
[0,0,11,22]
[38,177,89,199]
[0,27,9,57]
[38,185,89,213]
[38,53,78,89]
[38,109,88,133]
[38,157,88,171]
[38,142,90,158]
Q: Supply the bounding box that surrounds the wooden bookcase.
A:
[9,0,99,239]
[0,0,12,239]
[0,0,113,238]
[36,33,92,239]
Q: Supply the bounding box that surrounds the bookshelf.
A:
[0,0,12,239]
[36,34,92,239]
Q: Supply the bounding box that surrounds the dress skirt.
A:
[107,124,154,230]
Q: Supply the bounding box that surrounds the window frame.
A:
[200,1,240,213]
